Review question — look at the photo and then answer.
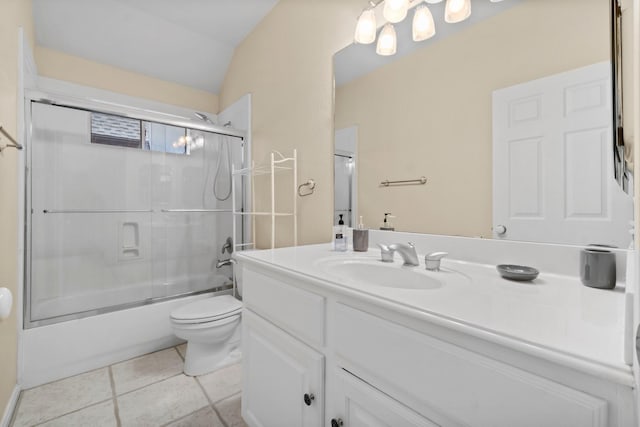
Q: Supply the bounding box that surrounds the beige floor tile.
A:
[38,400,117,427]
[176,343,187,360]
[12,368,112,427]
[111,348,184,395]
[164,406,224,427]
[117,374,208,427]
[215,394,248,427]
[197,363,242,404]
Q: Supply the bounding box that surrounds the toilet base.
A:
[183,339,242,376]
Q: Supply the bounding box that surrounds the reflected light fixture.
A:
[412,5,435,41]
[376,23,397,56]
[444,0,471,23]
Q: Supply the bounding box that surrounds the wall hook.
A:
[298,179,316,197]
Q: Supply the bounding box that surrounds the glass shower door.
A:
[27,102,246,327]
[29,102,154,323]
[149,125,238,298]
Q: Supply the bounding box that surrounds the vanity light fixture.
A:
[377,23,397,55]
[355,0,497,55]
[383,0,410,23]
[444,0,471,23]
[412,5,436,41]
[355,8,377,44]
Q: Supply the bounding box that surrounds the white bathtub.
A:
[19,290,229,388]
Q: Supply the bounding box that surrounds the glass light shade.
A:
[354,9,377,44]
[412,5,435,42]
[444,0,471,23]
[383,0,409,24]
[376,24,397,56]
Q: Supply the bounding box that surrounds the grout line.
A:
[194,376,229,427]
[108,366,122,427]
[30,398,113,426]
[115,372,184,398]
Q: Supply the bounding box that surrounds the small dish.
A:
[496,264,539,281]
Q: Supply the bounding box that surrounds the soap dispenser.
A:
[380,213,395,231]
[353,216,369,252]
[334,214,348,252]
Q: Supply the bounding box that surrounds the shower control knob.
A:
[303,393,315,406]
[331,419,344,427]
[495,225,507,235]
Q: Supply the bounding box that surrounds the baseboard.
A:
[1,385,21,427]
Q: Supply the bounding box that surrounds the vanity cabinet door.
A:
[242,309,324,427]
[328,368,440,427]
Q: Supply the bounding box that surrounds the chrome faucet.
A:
[216,258,236,269]
[425,252,448,271]
[377,242,419,266]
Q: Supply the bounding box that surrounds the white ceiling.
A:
[33,0,279,94]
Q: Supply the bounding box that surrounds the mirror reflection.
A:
[334,0,633,248]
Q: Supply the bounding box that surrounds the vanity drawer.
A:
[331,303,607,427]
[243,266,325,348]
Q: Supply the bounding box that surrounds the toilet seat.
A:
[170,295,242,324]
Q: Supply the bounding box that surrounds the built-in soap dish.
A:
[496,264,539,281]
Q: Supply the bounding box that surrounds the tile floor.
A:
[10,344,247,427]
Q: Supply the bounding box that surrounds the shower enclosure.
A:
[25,101,247,328]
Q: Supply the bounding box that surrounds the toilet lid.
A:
[171,295,242,324]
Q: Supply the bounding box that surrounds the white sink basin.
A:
[317,258,443,290]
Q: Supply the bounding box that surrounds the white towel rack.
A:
[232,149,297,250]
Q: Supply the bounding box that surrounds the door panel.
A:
[493,62,633,247]
[242,310,324,427]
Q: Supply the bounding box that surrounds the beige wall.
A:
[0,0,33,415]
[219,0,362,248]
[335,0,609,237]
[36,47,219,113]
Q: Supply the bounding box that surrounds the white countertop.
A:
[236,243,633,386]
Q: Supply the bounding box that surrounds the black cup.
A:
[580,245,616,290]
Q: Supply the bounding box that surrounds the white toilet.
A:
[170,294,243,376]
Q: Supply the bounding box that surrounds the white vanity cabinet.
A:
[239,260,635,427]
[241,268,326,427]
[242,310,324,427]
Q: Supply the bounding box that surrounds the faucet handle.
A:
[377,243,395,263]
[425,252,448,271]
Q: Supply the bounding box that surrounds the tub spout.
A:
[216,258,236,269]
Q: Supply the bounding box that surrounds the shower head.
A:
[194,112,214,124]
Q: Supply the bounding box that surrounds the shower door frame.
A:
[23,90,249,329]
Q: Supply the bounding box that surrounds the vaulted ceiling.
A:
[33,0,279,94]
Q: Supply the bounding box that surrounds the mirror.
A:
[334,0,633,248]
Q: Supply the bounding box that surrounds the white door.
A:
[242,310,324,427]
[492,62,633,248]
[327,368,439,427]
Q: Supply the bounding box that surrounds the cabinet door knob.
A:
[303,393,315,406]
[331,418,344,427]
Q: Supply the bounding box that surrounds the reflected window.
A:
[144,122,187,155]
